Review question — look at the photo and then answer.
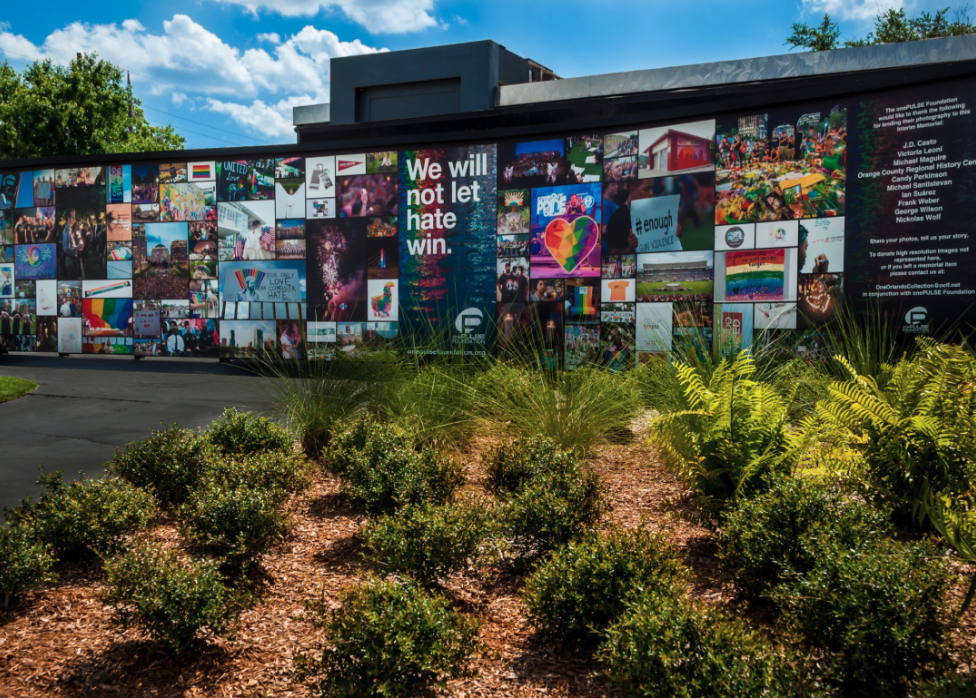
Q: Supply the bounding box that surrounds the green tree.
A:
[0,52,184,160]
[787,6,976,51]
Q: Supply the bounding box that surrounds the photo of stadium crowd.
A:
[0,96,848,363]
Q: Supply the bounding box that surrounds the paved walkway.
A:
[0,355,270,516]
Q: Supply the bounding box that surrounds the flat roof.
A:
[499,34,976,106]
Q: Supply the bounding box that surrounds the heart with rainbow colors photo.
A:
[543,216,599,275]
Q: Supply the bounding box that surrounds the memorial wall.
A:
[1,74,972,364]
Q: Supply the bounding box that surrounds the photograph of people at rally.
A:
[337,174,397,217]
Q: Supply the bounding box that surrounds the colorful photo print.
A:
[276,240,306,261]
[367,217,397,237]
[565,278,600,317]
[188,161,216,183]
[132,222,189,301]
[798,273,844,327]
[132,203,159,222]
[275,157,305,219]
[497,189,530,235]
[56,168,105,188]
[603,157,639,182]
[600,306,635,371]
[714,104,846,224]
[0,298,35,334]
[0,246,11,263]
[189,279,219,318]
[15,243,56,280]
[798,217,845,273]
[715,303,755,357]
[715,223,755,252]
[217,159,275,202]
[56,281,81,316]
[56,186,107,280]
[715,248,798,302]
[107,165,132,204]
[191,260,217,281]
[159,163,188,184]
[306,218,367,321]
[1,210,12,244]
[219,260,306,308]
[274,319,304,360]
[529,277,565,302]
[305,156,336,199]
[367,279,398,321]
[219,320,277,358]
[0,173,15,209]
[82,297,132,337]
[58,316,82,353]
[35,279,57,315]
[131,165,159,204]
[217,201,276,261]
[367,236,398,279]
[639,120,716,178]
[529,301,565,369]
[754,302,798,329]
[133,308,161,338]
[674,300,713,333]
[497,257,530,304]
[337,173,397,217]
[106,204,132,242]
[496,303,530,349]
[14,172,34,208]
[499,138,567,189]
[756,220,799,249]
[360,322,399,358]
[498,234,529,257]
[160,300,190,319]
[189,220,216,242]
[602,276,636,303]
[334,322,364,356]
[335,154,366,176]
[306,198,335,219]
[531,183,601,278]
[158,318,218,357]
[637,302,674,353]
[605,130,639,159]
[565,322,601,369]
[14,279,35,298]
[34,170,55,207]
[565,134,603,183]
[160,183,212,222]
[36,316,57,351]
[188,239,217,261]
[0,263,12,298]
[636,251,713,302]
[623,174,715,253]
[4,334,37,352]
[83,336,133,354]
[83,279,133,299]
[601,254,637,278]
[307,321,336,359]
[367,152,397,174]
[12,207,57,244]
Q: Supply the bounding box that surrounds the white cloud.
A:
[208,0,440,34]
[801,0,906,22]
[0,15,386,140]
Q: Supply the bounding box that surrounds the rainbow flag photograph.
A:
[724,249,785,301]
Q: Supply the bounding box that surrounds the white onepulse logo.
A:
[904,306,930,334]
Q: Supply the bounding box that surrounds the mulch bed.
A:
[2,422,975,696]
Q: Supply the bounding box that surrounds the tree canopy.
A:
[787,6,976,51]
[0,52,185,160]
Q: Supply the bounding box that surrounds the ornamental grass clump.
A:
[296,576,481,698]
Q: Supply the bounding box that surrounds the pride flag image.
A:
[725,249,785,301]
[83,298,133,337]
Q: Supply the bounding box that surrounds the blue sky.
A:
[0,1,958,150]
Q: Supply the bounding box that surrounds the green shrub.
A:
[597,589,817,698]
[202,450,313,500]
[650,351,812,521]
[181,481,292,566]
[503,466,609,557]
[816,340,976,526]
[360,500,497,585]
[110,424,214,506]
[719,476,890,599]
[771,535,955,696]
[296,576,480,698]
[204,407,294,456]
[5,470,157,557]
[483,435,580,498]
[327,417,465,515]
[0,524,57,610]
[102,543,239,653]
[524,528,687,637]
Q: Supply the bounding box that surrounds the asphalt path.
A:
[0,354,271,517]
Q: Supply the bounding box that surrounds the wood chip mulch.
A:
[2,424,975,696]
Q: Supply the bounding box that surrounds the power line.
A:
[143,117,247,148]
[141,105,275,145]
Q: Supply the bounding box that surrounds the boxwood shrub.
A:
[483,435,580,498]
[0,524,57,610]
[204,408,294,456]
[110,424,214,506]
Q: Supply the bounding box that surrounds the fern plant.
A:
[650,351,812,522]
[927,493,976,613]
[815,339,976,526]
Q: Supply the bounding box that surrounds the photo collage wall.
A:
[0,99,848,365]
